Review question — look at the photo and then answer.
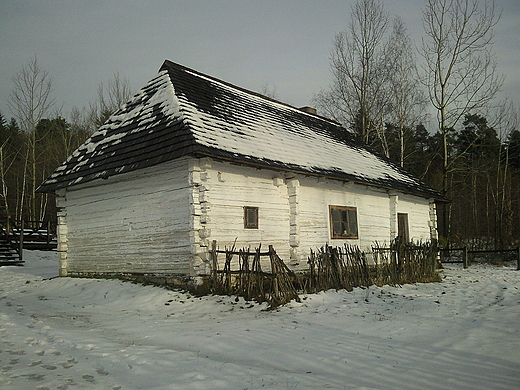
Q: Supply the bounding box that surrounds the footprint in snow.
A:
[59,357,78,368]
[57,378,77,389]
[8,349,25,355]
[96,367,110,376]
[82,374,96,383]
[59,362,71,369]
[22,373,45,381]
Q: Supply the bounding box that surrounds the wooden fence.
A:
[208,240,441,308]
[306,241,440,293]
[209,241,300,309]
[440,247,520,270]
[371,241,440,285]
[0,226,22,265]
[4,219,57,252]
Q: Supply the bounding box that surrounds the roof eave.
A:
[190,150,446,202]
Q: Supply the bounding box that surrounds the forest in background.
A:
[0,58,131,228]
[1,0,519,249]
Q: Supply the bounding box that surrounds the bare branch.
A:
[313,0,389,146]
[7,56,56,133]
[87,73,132,130]
[420,0,503,239]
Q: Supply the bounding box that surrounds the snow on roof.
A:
[37,60,442,200]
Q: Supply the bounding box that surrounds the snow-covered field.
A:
[1,251,519,390]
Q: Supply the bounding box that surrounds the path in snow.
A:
[0,251,519,389]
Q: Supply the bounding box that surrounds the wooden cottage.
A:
[38,60,443,279]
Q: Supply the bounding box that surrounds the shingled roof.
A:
[38,60,442,200]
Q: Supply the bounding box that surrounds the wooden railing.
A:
[0,224,23,264]
[4,218,57,251]
[440,247,520,270]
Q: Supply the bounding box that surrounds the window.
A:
[244,206,259,229]
[329,205,358,239]
[397,213,409,242]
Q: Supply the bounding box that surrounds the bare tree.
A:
[7,57,56,134]
[259,82,278,100]
[420,0,503,239]
[493,99,519,245]
[87,73,132,131]
[313,0,389,146]
[0,140,15,219]
[67,107,91,153]
[8,56,56,221]
[386,17,428,167]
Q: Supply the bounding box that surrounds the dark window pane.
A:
[329,206,358,239]
[244,206,259,229]
[348,209,357,236]
[332,209,342,236]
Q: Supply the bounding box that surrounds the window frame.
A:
[329,205,358,239]
[243,206,259,229]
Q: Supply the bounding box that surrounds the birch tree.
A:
[0,115,19,220]
[494,101,519,245]
[7,56,56,221]
[420,0,503,240]
[313,0,389,146]
[386,17,428,167]
[87,73,132,131]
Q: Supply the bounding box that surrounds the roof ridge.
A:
[160,59,339,126]
[38,60,444,201]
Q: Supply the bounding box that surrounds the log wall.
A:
[56,156,437,277]
[58,157,194,275]
[200,160,436,271]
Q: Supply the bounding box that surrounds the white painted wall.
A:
[296,175,391,262]
[198,160,437,272]
[194,159,291,271]
[59,158,195,275]
[56,156,437,277]
[395,193,434,242]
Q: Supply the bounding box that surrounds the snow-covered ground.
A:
[1,251,519,390]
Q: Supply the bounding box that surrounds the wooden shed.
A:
[38,60,443,279]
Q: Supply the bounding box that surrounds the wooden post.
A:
[462,246,468,269]
[19,220,24,262]
[211,240,218,287]
[269,246,279,305]
[46,220,51,249]
[516,247,520,271]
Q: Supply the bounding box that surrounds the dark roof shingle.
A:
[38,60,443,201]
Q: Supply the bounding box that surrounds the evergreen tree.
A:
[455,114,500,164]
[505,129,520,172]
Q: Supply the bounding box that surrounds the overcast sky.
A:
[1,0,519,132]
